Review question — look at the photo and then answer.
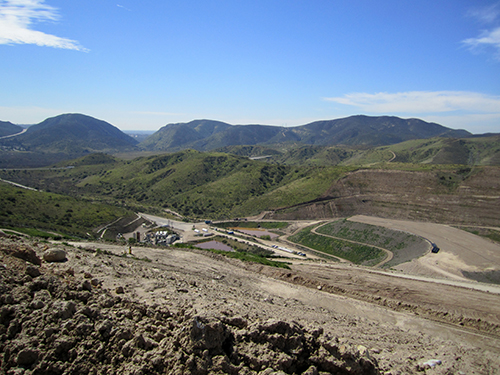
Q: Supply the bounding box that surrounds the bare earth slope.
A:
[267,167,500,227]
[349,215,500,281]
[2,231,499,374]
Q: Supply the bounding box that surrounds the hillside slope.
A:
[266,166,500,227]
[140,115,471,151]
[1,150,498,226]
[0,113,138,153]
[0,121,23,137]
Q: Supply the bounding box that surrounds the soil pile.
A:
[0,240,378,375]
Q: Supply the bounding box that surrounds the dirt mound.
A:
[0,247,378,375]
[0,241,41,266]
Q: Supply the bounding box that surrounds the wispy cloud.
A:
[462,27,500,59]
[463,2,500,60]
[466,3,500,24]
[324,91,500,114]
[0,0,87,51]
[117,4,131,12]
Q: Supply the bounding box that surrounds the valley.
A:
[0,113,499,374]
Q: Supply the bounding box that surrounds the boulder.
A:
[43,249,67,262]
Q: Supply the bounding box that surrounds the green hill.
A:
[343,136,500,166]
[0,113,138,153]
[139,115,471,152]
[0,121,23,137]
[0,151,352,219]
[0,181,135,238]
[1,150,498,226]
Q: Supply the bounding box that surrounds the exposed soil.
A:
[265,167,500,227]
[1,229,500,374]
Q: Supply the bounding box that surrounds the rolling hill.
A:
[1,150,498,226]
[0,113,138,153]
[0,121,23,138]
[140,115,471,152]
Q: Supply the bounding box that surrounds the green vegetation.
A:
[208,250,290,269]
[3,228,68,240]
[0,182,135,238]
[316,219,419,250]
[215,221,289,230]
[174,241,290,269]
[315,220,428,267]
[289,225,386,266]
[0,151,354,220]
[459,227,500,244]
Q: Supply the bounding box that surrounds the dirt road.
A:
[349,215,500,280]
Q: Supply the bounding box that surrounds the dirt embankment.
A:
[2,232,500,374]
[265,168,500,227]
[0,236,378,375]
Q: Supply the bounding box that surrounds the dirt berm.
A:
[1,234,499,374]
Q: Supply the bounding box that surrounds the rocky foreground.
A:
[0,235,377,375]
[1,233,499,374]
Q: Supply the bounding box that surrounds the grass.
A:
[174,240,290,269]
[314,219,428,267]
[459,227,500,244]
[0,151,357,220]
[2,227,68,240]
[0,182,135,238]
[215,221,289,230]
[288,225,386,266]
[316,219,421,251]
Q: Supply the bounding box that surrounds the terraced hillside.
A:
[266,166,500,227]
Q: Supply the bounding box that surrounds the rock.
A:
[43,249,67,262]
[53,300,76,320]
[16,348,39,366]
[303,366,319,375]
[30,299,45,309]
[98,319,114,338]
[25,265,41,278]
[356,344,370,358]
[5,246,41,265]
[115,286,125,294]
[81,280,92,291]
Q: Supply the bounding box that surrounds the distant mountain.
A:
[293,115,471,146]
[140,115,471,152]
[0,121,23,138]
[138,120,232,151]
[0,113,138,153]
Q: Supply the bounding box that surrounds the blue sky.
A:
[1,0,500,133]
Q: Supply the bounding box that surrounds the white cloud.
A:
[462,27,500,59]
[466,3,500,24]
[424,113,500,133]
[0,0,87,51]
[324,91,500,114]
[117,4,131,12]
[463,3,500,60]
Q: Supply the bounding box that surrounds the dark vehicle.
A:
[431,243,440,253]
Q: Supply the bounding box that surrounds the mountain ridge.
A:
[140,115,471,152]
